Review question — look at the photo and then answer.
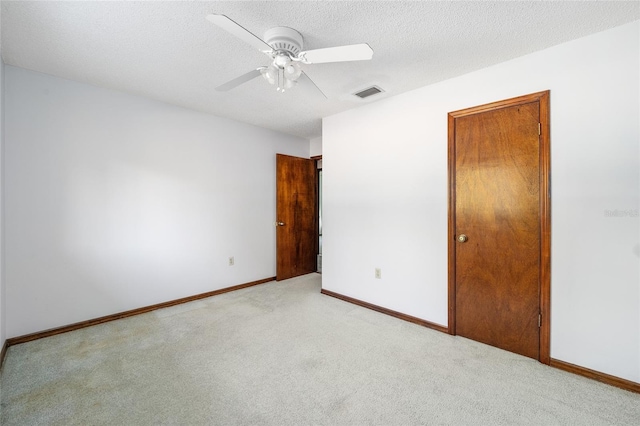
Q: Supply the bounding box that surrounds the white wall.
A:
[310,136,322,158]
[323,21,640,383]
[4,66,308,337]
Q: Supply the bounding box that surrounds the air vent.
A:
[353,86,384,99]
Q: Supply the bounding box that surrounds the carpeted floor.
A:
[1,273,639,425]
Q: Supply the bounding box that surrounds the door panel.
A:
[449,92,550,361]
[276,154,318,281]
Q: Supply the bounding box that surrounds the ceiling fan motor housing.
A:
[264,27,304,56]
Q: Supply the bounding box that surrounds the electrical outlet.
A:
[375,268,381,279]
[229,256,235,266]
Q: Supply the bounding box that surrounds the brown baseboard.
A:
[320,288,448,334]
[6,277,275,347]
[550,358,640,394]
[7,279,638,395]
[0,340,8,371]
[320,290,640,394]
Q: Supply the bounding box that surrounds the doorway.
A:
[448,91,550,363]
[275,154,318,281]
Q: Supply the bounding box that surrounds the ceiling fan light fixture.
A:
[284,62,302,81]
[263,61,300,93]
[261,64,278,84]
[274,53,291,68]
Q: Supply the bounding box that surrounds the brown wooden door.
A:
[276,154,318,281]
[448,92,550,362]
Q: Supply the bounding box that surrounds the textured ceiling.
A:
[1,1,638,140]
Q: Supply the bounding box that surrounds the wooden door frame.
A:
[447,91,551,364]
[312,155,322,274]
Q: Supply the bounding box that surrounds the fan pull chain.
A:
[277,68,285,92]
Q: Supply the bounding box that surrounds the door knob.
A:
[275,221,285,227]
[457,234,468,243]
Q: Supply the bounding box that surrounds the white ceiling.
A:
[1,1,638,140]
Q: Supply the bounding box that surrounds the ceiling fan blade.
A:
[206,14,273,55]
[216,68,264,92]
[299,43,373,64]
[299,71,327,99]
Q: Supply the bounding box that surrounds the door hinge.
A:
[538,314,542,328]
[538,123,541,136]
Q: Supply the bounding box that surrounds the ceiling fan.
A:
[206,14,374,97]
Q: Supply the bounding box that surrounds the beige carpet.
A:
[1,273,639,425]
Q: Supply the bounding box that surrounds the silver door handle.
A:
[275,221,285,226]
[457,234,468,243]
